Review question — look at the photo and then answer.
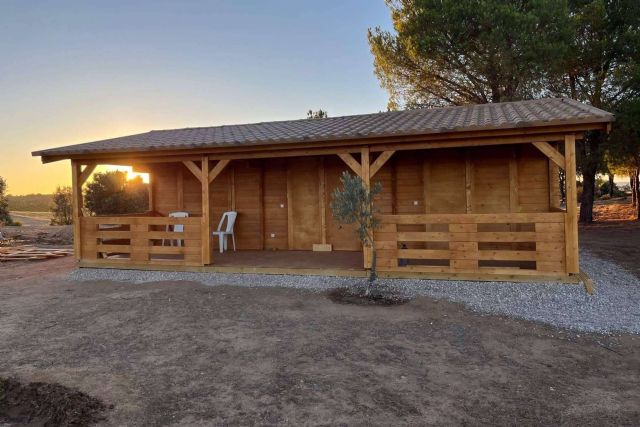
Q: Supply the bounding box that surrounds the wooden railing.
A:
[374,212,567,276]
[80,216,203,266]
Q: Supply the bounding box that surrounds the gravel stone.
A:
[69,250,640,335]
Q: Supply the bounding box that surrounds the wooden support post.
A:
[549,152,561,210]
[71,160,83,261]
[361,147,372,268]
[465,151,473,213]
[78,163,97,185]
[286,163,294,249]
[176,167,184,210]
[148,170,155,212]
[258,162,265,250]
[422,158,431,214]
[183,160,202,182]
[370,150,395,178]
[319,157,327,245]
[532,141,566,169]
[337,153,362,177]
[208,159,231,184]
[564,135,579,274]
[509,148,519,213]
[201,156,212,265]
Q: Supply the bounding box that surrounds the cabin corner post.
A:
[564,135,579,274]
[71,160,83,261]
[361,147,372,269]
[201,155,212,265]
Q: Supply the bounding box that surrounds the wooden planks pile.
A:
[0,246,73,262]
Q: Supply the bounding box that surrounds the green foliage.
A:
[84,171,149,216]
[307,109,328,119]
[0,176,14,226]
[7,193,54,212]
[331,171,382,286]
[50,186,73,225]
[608,98,640,170]
[368,0,570,109]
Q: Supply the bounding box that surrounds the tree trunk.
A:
[631,174,636,207]
[369,247,377,285]
[608,173,614,198]
[579,162,597,223]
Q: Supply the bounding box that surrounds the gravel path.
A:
[70,250,640,335]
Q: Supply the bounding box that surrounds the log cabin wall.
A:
[148,144,553,253]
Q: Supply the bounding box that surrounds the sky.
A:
[0,1,392,195]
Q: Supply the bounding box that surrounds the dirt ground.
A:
[580,198,640,278]
[1,258,639,426]
[0,212,72,247]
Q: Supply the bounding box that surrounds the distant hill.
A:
[7,193,53,212]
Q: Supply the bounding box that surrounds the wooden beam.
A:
[177,168,184,210]
[208,159,231,184]
[361,147,372,269]
[465,151,473,213]
[79,163,97,185]
[71,160,83,261]
[286,162,294,249]
[549,155,561,210]
[509,148,519,212]
[148,171,155,212]
[49,131,590,166]
[564,135,579,274]
[370,150,395,177]
[183,160,202,182]
[532,141,566,169]
[423,158,431,214]
[319,157,327,245]
[337,153,362,177]
[201,155,212,265]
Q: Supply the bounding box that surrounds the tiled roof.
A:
[33,98,613,158]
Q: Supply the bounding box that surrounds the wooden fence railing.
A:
[80,216,203,266]
[374,212,567,276]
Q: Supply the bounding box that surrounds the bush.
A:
[50,186,73,225]
[598,180,625,198]
[0,176,14,226]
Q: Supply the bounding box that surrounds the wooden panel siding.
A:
[374,212,567,276]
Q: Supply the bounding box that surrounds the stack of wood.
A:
[0,246,73,262]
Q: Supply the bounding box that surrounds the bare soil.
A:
[1,258,639,426]
[0,376,107,426]
[580,199,640,278]
[0,212,72,247]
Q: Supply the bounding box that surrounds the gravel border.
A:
[69,250,640,335]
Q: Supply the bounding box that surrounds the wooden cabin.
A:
[33,98,613,282]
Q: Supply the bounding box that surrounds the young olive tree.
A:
[330,171,382,292]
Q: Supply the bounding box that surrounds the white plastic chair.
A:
[212,211,237,253]
[164,211,189,247]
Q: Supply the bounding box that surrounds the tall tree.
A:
[368,0,570,109]
[0,177,14,226]
[307,109,328,119]
[607,98,640,218]
[548,0,640,222]
[84,171,149,216]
